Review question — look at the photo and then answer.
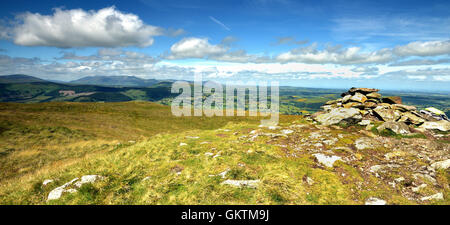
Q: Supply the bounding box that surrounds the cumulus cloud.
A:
[11,6,166,48]
[166,37,450,66]
[275,44,393,65]
[167,37,228,59]
[166,37,271,63]
[393,40,450,57]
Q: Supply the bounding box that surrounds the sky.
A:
[0,0,449,92]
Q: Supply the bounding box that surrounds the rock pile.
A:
[312,87,450,133]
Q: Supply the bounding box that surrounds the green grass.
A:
[0,101,447,205]
[0,101,295,181]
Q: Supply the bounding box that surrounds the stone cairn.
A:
[311,87,450,133]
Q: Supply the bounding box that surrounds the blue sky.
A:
[0,0,449,91]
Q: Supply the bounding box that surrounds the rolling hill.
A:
[0,74,449,116]
[0,74,47,83]
[0,75,177,104]
[70,75,161,87]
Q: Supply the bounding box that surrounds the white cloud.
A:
[167,37,228,59]
[11,6,165,48]
[275,44,393,65]
[433,75,450,81]
[393,40,450,57]
[389,58,450,66]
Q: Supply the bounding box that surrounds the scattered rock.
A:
[186,136,199,139]
[365,197,386,205]
[221,180,260,188]
[42,179,54,186]
[370,165,383,173]
[413,173,437,185]
[412,184,427,193]
[74,175,105,188]
[358,120,371,126]
[355,137,375,150]
[306,177,314,185]
[384,150,408,160]
[420,192,443,201]
[313,153,342,168]
[281,129,294,135]
[217,169,230,178]
[47,178,79,201]
[430,159,450,170]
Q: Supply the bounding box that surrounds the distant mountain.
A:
[0,74,177,104]
[70,76,160,87]
[0,74,47,83]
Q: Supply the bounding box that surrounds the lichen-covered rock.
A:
[342,95,352,103]
[366,92,381,99]
[419,121,450,132]
[350,92,368,103]
[373,106,399,121]
[377,121,410,135]
[382,96,402,104]
[343,102,364,109]
[314,108,362,126]
[398,112,425,125]
[392,104,417,112]
[348,87,380,94]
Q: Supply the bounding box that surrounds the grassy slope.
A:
[0,102,273,180]
[0,102,448,205]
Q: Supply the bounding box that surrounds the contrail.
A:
[209,16,231,31]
